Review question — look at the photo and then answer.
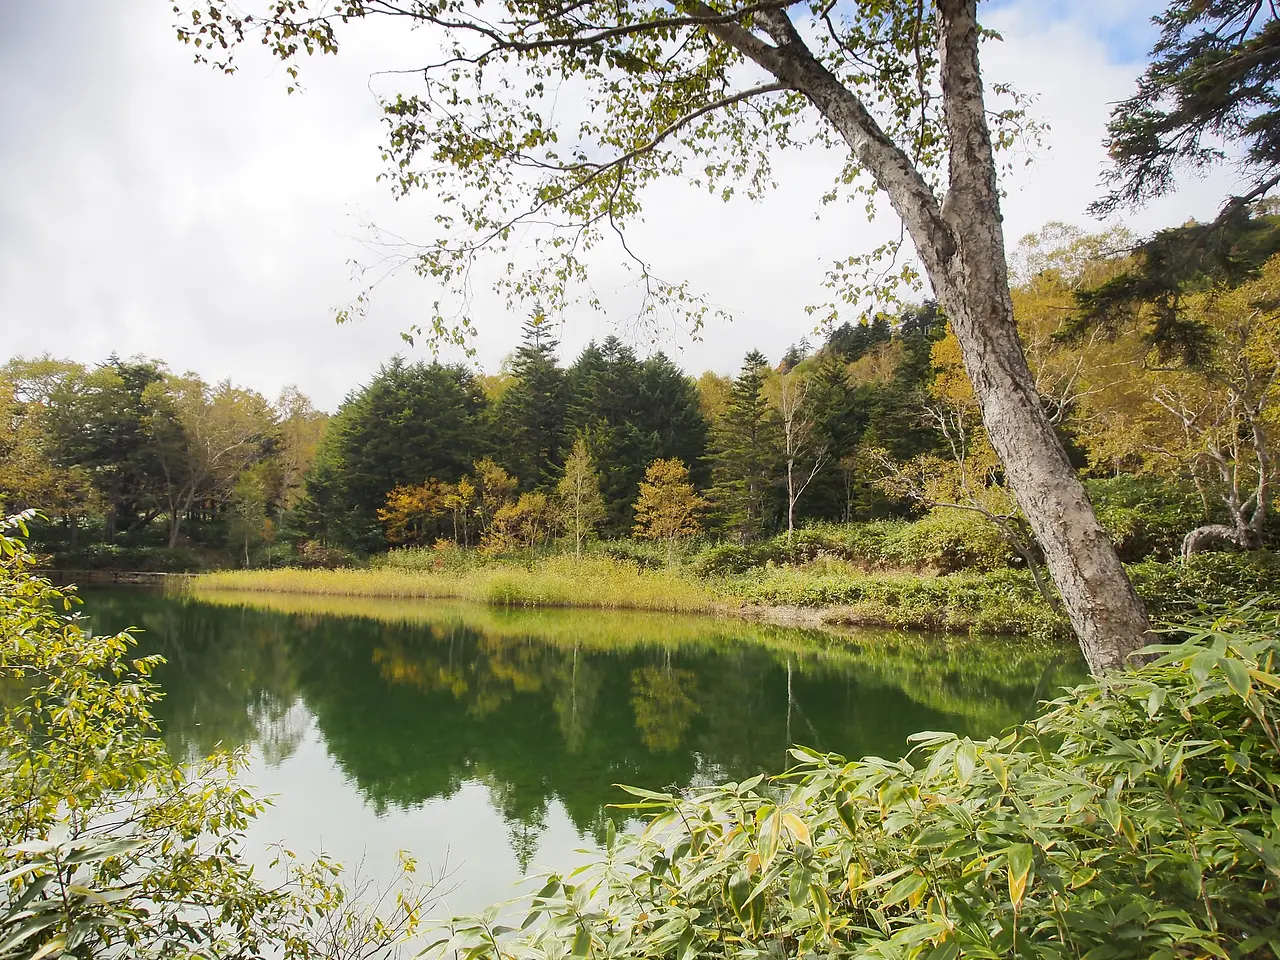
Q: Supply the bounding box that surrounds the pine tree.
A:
[709,351,779,541]
[297,359,490,550]
[495,317,568,489]
[566,338,709,534]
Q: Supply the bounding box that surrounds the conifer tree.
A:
[495,317,568,489]
[709,352,779,541]
[567,338,709,533]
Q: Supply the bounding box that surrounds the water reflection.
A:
[82,589,1085,886]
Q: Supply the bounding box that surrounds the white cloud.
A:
[0,1,1243,407]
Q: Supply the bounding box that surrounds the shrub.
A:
[585,537,683,570]
[891,506,1016,572]
[1132,550,1280,618]
[701,515,1016,577]
[294,538,362,569]
[51,543,212,572]
[436,607,1280,960]
[692,542,763,577]
[725,566,1065,637]
[1087,475,1209,561]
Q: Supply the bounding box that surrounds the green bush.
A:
[585,537,690,569]
[696,514,1015,577]
[726,566,1064,637]
[1132,550,1280,618]
[377,542,480,573]
[51,543,213,572]
[437,608,1280,960]
[1087,475,1209,561]
[693,541,763,577]
[891,507,1016,572]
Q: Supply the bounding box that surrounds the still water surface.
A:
[83,588,1085,916]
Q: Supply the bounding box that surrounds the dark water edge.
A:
[79,587,1087,915]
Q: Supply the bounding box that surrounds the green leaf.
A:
[1006,843,1033,908]
[983,753,1009,791]
[1220,657,1252,699]
[954,742,977,785]
[726,869,754,927]
[809,882,831,933]
[883,873,927,908]
[1146,686,1165,718]
[834,791,858,836]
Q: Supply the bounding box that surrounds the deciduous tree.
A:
[557,436,606,557]
[152,375,277,549]
[177,0,1154,671]
[768,365,829,539]
[483,490,559,553]
[633,458,706,564]
[378,480,451,546]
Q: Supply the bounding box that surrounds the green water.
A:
[82,588,1086,916]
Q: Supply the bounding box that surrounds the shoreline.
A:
[180,561,1064,638]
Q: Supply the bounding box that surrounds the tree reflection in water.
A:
[82,588,1086,861]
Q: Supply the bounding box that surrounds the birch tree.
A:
[152,376,276,549]
[176,0,1151,672]
[767,366,828,539]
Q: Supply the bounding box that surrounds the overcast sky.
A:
[0,1,1244,411]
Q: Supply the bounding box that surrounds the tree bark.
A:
[786,459,796,538]
[924,1,1151,673]
[707,0,1152,673]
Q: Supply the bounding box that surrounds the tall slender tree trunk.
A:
[168,507,183,549]
[786,459,796,539]
[921,3,1151,673]
[708,0,1152,673]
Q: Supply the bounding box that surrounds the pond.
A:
[81,587,1086,918]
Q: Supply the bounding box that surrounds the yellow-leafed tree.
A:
[633,458,706,565]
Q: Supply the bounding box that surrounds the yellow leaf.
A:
[781,812,810,846]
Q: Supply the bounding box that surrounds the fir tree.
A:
[709,351,779,541]
[567,338,709,534]
[494,317,568,489]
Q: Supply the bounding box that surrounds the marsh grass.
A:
[192,555,719,613]
[188,547,1280,640]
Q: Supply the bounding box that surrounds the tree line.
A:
[2,211,1278,570]
[290,309,944,555]
[0,356,326,565]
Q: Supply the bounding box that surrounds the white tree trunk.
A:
[708,0,1152,673]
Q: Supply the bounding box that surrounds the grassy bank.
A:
[187,547,1280,638]
[191,554,721,614]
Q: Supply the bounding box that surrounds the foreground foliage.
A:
[437,607,1280,960]
[0,513,427,959]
